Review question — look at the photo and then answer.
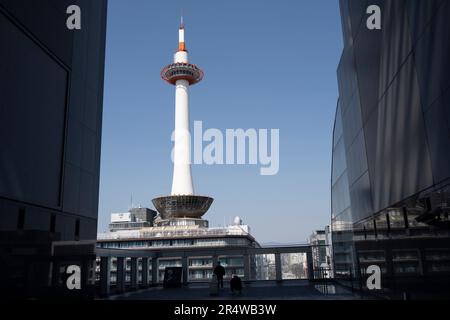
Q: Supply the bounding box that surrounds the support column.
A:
[182,256,188,285]
[100,256,111,297]
[212,255,219,283]
[306,250,314,281]
[51,258,60,287]
[152,258,158,285]
[243,254,251,281]
[141,258,149,287]
[116,257,125,293]
[80,258,94,298]
[130,257,138,290]
[419,248,426,276]
[385,248,394,279]
[275,253,282,282]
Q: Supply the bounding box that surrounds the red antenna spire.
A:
[178,11,186,51]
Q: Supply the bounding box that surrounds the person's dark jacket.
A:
[214,265,225,277]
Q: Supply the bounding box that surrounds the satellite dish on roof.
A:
[233,216,242,225]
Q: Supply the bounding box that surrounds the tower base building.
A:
[97,210,257,282]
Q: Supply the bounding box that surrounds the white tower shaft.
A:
[171,26,194,195]
[171,78,194,195]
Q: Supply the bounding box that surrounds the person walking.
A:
[213,261,225,289]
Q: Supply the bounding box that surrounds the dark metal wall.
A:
[336,0,450,224]
[0,0,107,241]
[332,0,450,297]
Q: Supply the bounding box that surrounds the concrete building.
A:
[98,215,257,283]
[309,228,333,279]
[324,225,334,277]
[309,230,327,268]
[331,0,450,298]
[0,0,107,298]
[109,208,156,232]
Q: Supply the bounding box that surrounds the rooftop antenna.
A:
[130,194,133,210]
[180,9,184,28]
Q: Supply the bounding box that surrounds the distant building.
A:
[324,225,334,277]
[308,227,334,278]
[309,230,328,269]
[280,252,308,280]
[254,254,276,280]
[109,207,156,232]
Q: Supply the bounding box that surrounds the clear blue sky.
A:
[99,0,343,243]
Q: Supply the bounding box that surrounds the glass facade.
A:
[331,100,357,279]
[98,257,153,285]
[332,0,450,298]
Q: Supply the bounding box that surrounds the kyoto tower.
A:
[152,18,213,225]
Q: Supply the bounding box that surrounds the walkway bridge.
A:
[50,241,350,299]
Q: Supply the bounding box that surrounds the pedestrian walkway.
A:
[107,280,374,300]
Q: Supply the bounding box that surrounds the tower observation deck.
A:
[152,19,213,222]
